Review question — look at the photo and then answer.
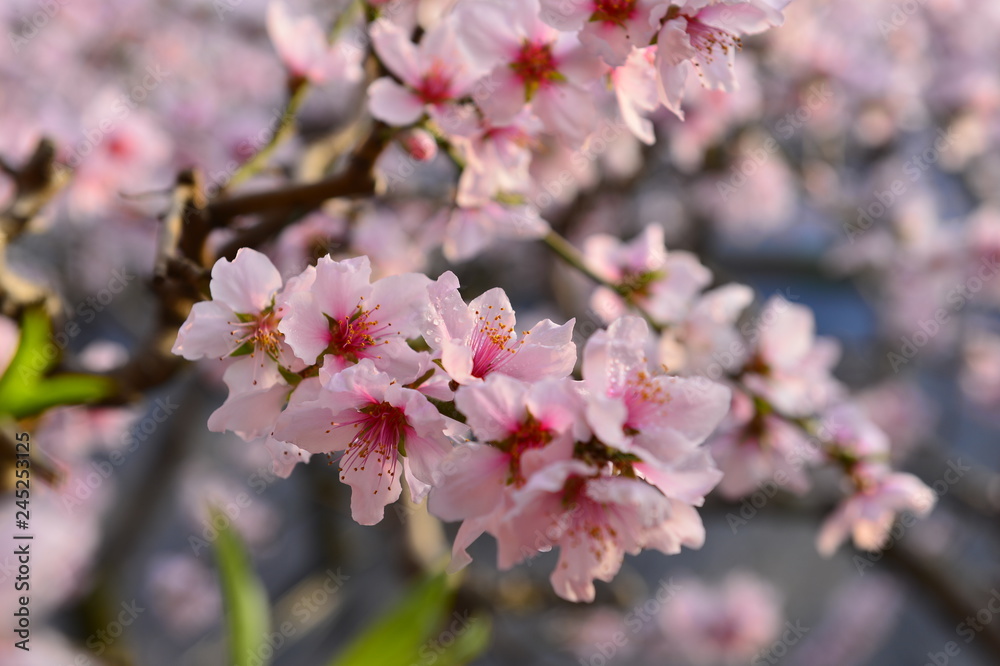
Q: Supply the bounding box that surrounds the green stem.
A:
[541,229,664,333]
[227,78,311,189]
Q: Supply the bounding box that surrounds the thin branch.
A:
[541,229,665,333]
[201,121,387,231]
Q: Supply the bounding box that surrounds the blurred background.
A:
[1,0,999,664]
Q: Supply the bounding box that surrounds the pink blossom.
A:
[581,315,731,460]
[817,464,936,556]
[660,571,783,665]
[653,0,790,117]
[273,359,454,525]
[497,460,707,601]
[368,17,486,127]
[428,375,586,563]
[455,0,603,145]
[172,248,298,389]
[397,128,439,162]
[821,402,891,462]
[266,1,364,85]
[539,0,664,67]
[583,224,712,325]
[453,110,542,207]
[423,270,577,384]
[856,380,936,462]
[658,283,754,375]
[741,296,843,417]
[277,255,430,376]
[708,389,818,499]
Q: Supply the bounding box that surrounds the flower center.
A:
[468,304,526,378]
[496,416,553,486]
[559,477,619,560]
[327,301,389,363]
[511,40,561,98]
[592,0,636,25]
[338,401,408,494]
[416,61,454,105]
[622,369,670,432]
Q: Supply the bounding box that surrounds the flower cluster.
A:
[342,0,794,255]
[578,224,938,556]
[174,248,731,601]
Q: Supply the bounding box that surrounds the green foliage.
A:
[329,573,490,666]
[212,507,272,666]
[0,307,115,418]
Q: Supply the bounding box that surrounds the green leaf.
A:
[0,373,116,418]
[0,307,116,418]
[435,616,491,666]
[329,573,489,666]
[212,507,272,666]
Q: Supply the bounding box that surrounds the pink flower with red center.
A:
[582,315,731,463]
[539,0,664,67]
[367,17,488,127]
[266,1,364,85]
[272,359,455,525]
[496,460,708,602]
[652,0,790,118]
[817,462,936,556]
[423,270,577,385]
[428,375,586,567]
[172,248,300,390]
[454,0,603,145]
[278,255,430,377]
[583,224,712,325]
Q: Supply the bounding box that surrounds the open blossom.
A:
[368,17,486,127]
[266,1,363,85]
[660,572,783,665]
[423,271,576,384]
[817,463,936,556]
[278,255,429,376]
[741,296,842,417]
[455,0,602,145]
[538,0,664,67]
[429,375,587,566]
[581,315,731,460]
[658,283,754,375]
[583,224,712,325]
[653,0,791,117]
[273,359,455,525]
[581,316,728,514]
[498,460,707,602]
[453,109,542,206]
[708,389,818,499]
[172,248,298,389]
